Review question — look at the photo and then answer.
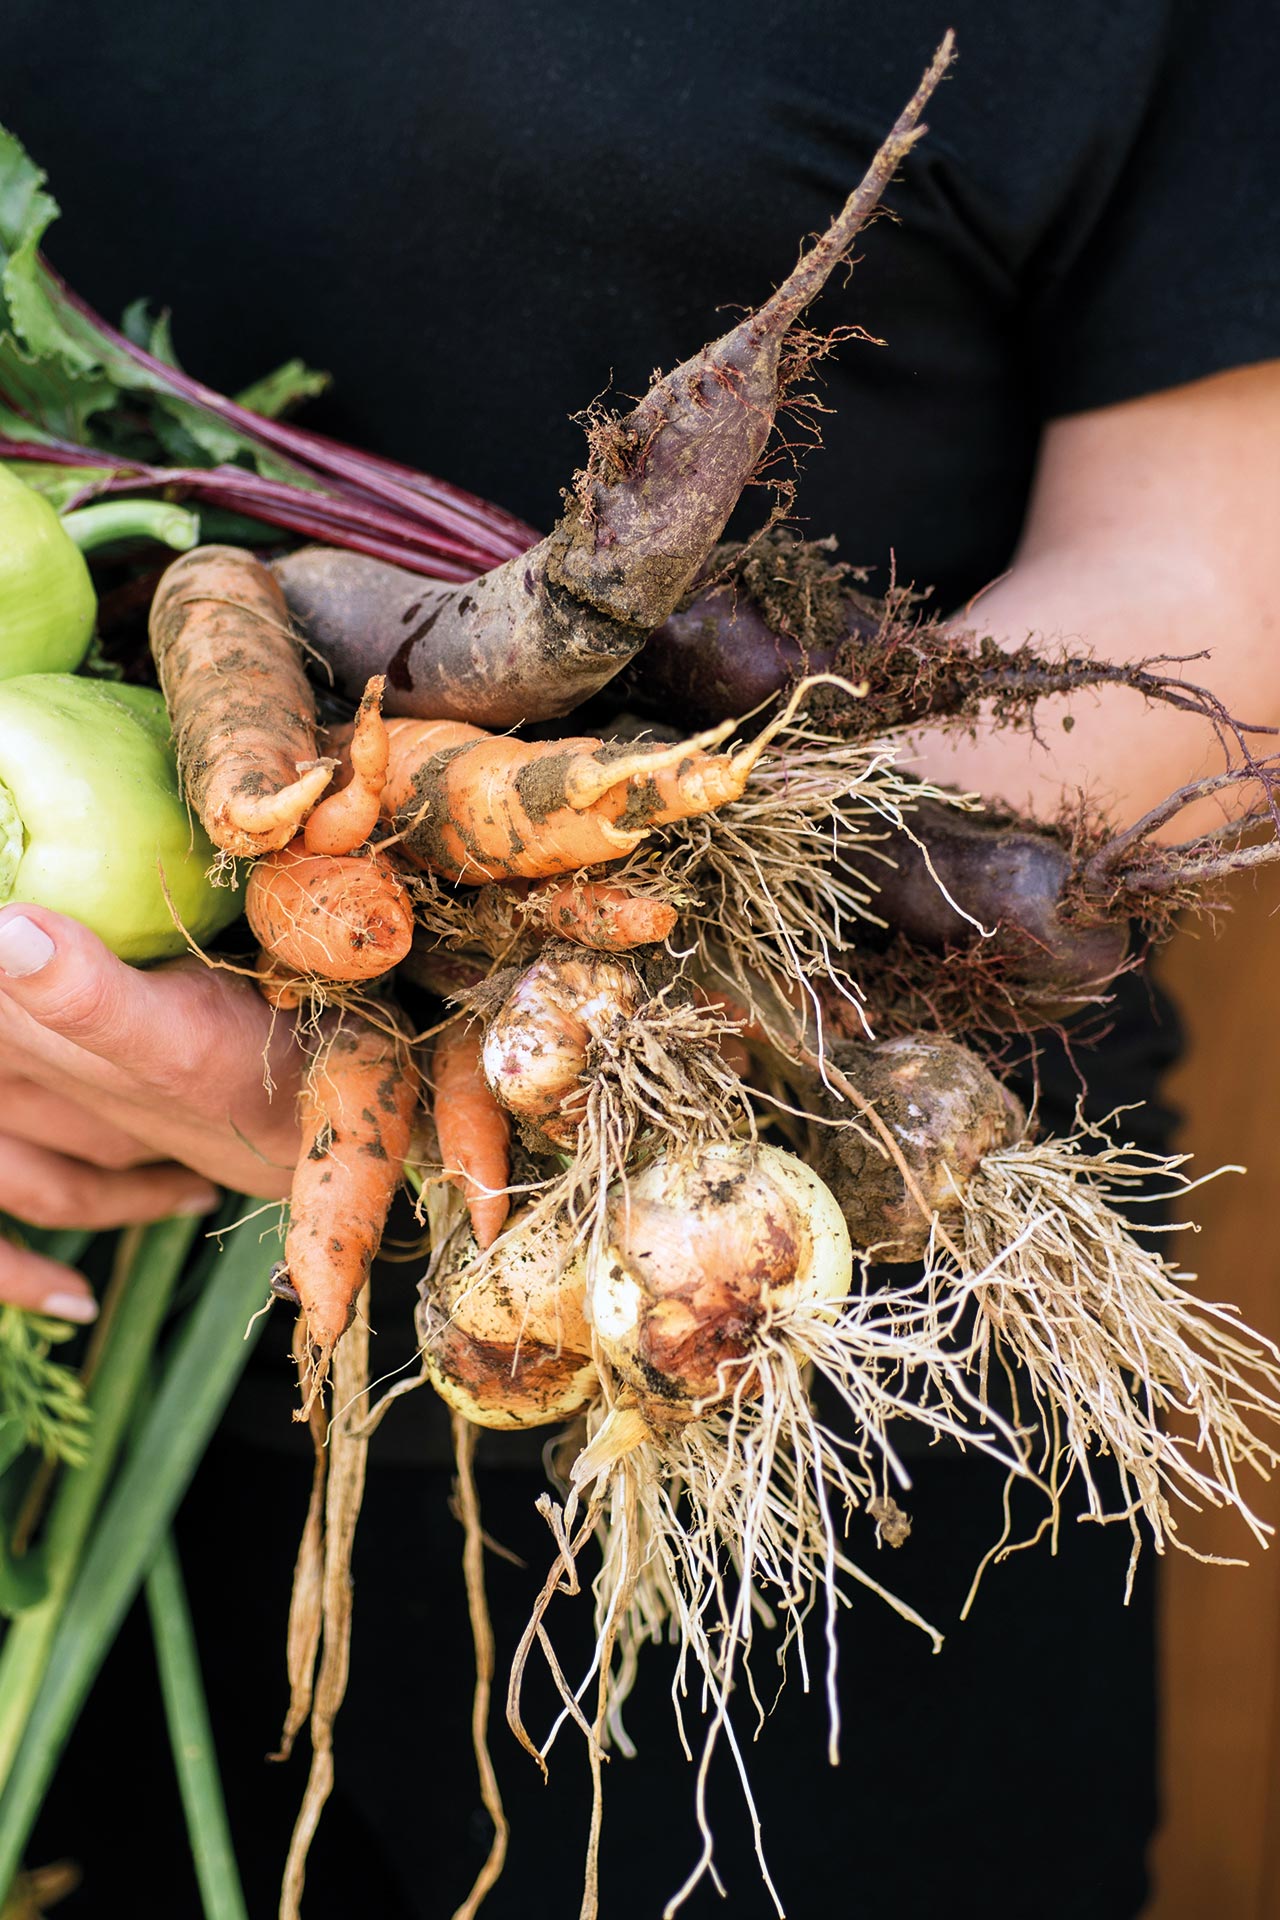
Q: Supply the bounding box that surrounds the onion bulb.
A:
[816,1035,1026,1260]
[482,949,643,1144]
[587,1140,852,1413]
[419,1207,598,1429]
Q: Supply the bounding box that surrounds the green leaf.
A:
[0,133,116,408]
[0,120,323,478]
[146,1533,249,1920]
[0,1308,91,1471]
[0,331,118,441]
[0,129,48,268]
[0,1206,271,1896]
[0,1218,195,1767]
[119,297,180,368]
[151,393,245,467]
[235,356,330,421]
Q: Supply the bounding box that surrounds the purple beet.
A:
[273,39,955,728]
[853,801,1131,995]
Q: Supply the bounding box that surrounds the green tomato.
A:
[0,675,242,962]
[0,468,97,678]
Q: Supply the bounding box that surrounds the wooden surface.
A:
[1143,872,1280,1919]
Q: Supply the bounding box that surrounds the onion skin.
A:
[419,1213,598,1430]
[817,1035,1025,1261]
[481,949,643,1145]
[589,1142,852,1413]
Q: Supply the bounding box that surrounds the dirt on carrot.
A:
[377,705,810,883]
[280,1011,418,1411]
[303,673,390,857]
[246,840,414,983]
[148,544,335,857]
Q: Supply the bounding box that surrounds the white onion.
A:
[419,1208,597,1429]
[587,1141,852,1412]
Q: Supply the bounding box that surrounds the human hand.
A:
[0,904,304,1322]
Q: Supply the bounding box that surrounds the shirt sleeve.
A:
[1030,0,1280,418]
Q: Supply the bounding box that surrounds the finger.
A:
[0,1078,163,1171]
[0,908,185,1080]
[0,1238,97,1323]
[0,1135,218,1232]
[0,908,298,1114]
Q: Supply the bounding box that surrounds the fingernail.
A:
[0,915,55,979]
[43,1291,99,1325]
[176,1188,220,1217]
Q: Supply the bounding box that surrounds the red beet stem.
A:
[0,437,492,579]
[31,268,538,565]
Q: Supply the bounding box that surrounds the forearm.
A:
[907,366,1280,833]
[908,551,1268,833]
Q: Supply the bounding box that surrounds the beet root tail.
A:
[274,39,954,728]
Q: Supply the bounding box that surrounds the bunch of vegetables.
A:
[3,31,1280,1920]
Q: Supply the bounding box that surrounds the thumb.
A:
[0,906,167,1069]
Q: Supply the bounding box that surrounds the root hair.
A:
[931,1120,1280,1595]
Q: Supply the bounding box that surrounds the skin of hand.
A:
[0,905,303,1321]
[911,361,1280,833]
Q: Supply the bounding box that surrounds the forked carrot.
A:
[431,1021,512,1250]
[304,675,390,856]
[149,545,335,857]
[281,1012,418,1409]
[378,711,788,883]
[246,840,414,982]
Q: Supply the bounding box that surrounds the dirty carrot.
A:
[246,840,414,983]
[431,1021,512,1250]
[304,675,390,857]
[522,880,677,950]
[148,544,334,857]
[378,710,792,883]
[280,1012,418,1408]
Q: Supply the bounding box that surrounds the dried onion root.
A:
[477,948,752,1278]
[619,722,977,1051]
[504,1140,1029,1919]
[930,1121,1280,1595]
[808,1034,1280,1589]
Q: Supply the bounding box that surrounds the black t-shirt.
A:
[5,0,1279,614]
[9,10,1277,1917]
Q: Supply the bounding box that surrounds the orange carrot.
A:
[431,1021,512,1250]
[378,713,779,883]
[282,1012,418,1406]
[149,545,335,856]
[247,840,414,982]
[522,880,677,950]
[304,675,390,856]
